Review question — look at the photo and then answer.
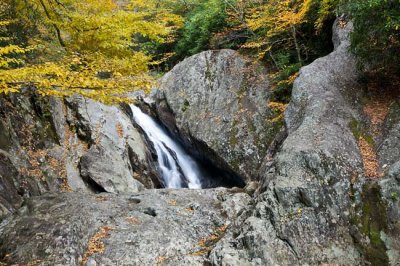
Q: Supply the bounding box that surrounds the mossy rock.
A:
[357,183,389,266]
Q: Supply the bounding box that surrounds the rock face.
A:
[0,93,67,219]
[211,19,366,265]
[0,189,251,265]
[155,49,282,181]
[0,92,155,220]
[379,100,400,175]
[65,95,149,193]
[0,151,23,218]
[378,100,400,264]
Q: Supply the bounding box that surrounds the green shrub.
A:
[342,0,400,72]
[175,0,228,58]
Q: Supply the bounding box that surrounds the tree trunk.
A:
[292,26,302,65]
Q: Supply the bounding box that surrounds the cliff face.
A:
[1,18,400,266]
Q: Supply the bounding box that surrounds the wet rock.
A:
[154,49,282,181]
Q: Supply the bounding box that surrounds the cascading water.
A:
[130,105,203,189]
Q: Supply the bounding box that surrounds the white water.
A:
[130,105,202,189]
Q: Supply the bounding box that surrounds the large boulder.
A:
[0,189,251,265]
[155,49,282,181]
[211,19,366,265]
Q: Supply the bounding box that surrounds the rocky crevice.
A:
[210,19,367,265]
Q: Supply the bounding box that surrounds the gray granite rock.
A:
[211,19,365,265]
[65,95,150,193]
[378,99,400,265]
[379,100,400,171]
[0,92,155,220]
[0,189,251,266]
[154,49,282,181]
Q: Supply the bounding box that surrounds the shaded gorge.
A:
[129,105,245,189]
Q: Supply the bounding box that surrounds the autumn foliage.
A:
[0,0,182,103]
[1,0,399,103]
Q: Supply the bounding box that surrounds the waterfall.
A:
[130,105,203,189]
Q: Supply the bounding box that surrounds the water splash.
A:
[130,105,202,189]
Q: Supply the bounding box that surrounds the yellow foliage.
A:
[267,101,288,113]
[224,0,313,64]
[246,0,312,34]
[0,0,183,103]
[315,0,338,30]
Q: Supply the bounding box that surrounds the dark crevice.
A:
[128,198,141,204]
[268,189,300,259]
[82,176,107,194]
[127,145,162,189]
[143,207,157,217]
[64,99,93,145]
[122,101,246,189]
[78,160,107,194]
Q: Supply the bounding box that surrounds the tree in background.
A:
[0,0,182,103]
[174,0,228,58]
[342,0,400,74]
[3,0,397,104]
[220,0,337,102]
[0,2,32,72]
[145,0,339,102]
[244,0,313,64]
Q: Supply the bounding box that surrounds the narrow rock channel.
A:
[130,104,203,189]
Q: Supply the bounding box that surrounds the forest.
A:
[1,0,399,103]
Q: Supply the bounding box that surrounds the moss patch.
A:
[229,126,239,147]
[349,119,375,147]
[352,183,389,265]
[181,99,190,112]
